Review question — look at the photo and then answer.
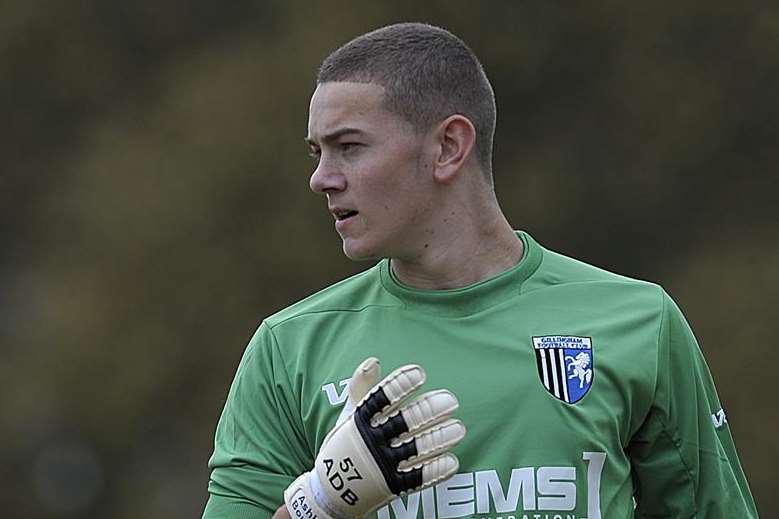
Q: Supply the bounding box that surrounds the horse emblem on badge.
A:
[532,336,594,404]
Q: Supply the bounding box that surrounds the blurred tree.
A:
[1,1,776,517]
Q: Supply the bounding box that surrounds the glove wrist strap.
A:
[285,472,350,519]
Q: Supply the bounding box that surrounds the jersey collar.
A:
[378,231,543,317]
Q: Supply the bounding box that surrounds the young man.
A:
[203,23,758,519]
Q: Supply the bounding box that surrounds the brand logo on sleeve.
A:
[532,336,593,404]
[711,408,727,429]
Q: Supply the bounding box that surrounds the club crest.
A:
[533,336,593,404]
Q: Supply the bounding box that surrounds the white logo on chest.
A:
[321,378,351,405]
[377,452,607,519]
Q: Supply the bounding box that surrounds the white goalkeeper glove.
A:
[284,358,465,519]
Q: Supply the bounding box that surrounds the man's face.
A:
[306,82,435,261]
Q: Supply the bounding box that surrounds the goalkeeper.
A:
[202,23,758,519]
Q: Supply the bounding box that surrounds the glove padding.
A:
[284,358,465,519]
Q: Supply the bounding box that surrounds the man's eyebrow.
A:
[305,128,365,147]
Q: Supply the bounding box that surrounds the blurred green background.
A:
[2,1,776,517]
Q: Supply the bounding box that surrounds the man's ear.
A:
[432,115,477,184]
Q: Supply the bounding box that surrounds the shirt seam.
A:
[653,290,698,516]
[267,304,401,329]
[520,278,660,296]
[265,322,315,464]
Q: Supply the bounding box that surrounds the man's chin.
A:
[341,240,381,262]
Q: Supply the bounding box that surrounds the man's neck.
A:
[390,214,523,290]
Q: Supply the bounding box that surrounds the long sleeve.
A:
[628,292,758,517]
[203,322,313,519]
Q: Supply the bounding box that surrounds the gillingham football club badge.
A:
[533,335,593,404]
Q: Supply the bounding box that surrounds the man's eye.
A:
[340,142,360,152]
[308,149,321,162]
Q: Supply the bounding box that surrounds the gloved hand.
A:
[284,358,465,519]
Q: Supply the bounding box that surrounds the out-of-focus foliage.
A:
[1,1,776,517]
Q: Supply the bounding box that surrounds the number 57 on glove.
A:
[285,358,466,519]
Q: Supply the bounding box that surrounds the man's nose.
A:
[309,157,346,194]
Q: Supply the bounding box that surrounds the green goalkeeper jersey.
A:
[203,231,757,519]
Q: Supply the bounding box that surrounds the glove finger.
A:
[335,357,381,427]
[349,357,381,404]
[372,389,457,439]
[395,418,465,469]
[420,453,459,488]
[398,389,458,435]
[357,364,426,422]
[394,453,460,495]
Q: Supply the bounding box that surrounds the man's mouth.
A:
[334,209,359,221]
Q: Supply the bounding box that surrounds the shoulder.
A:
[263,261,399,330]
[522,233,667,313]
